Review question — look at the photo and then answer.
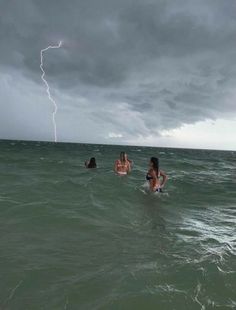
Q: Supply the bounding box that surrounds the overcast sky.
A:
[0,0,236,150]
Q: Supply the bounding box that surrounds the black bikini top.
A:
[146,174,153,181]
[146,171,160,181]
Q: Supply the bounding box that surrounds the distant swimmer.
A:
[85,157,97,168]
[146,157,168,192]
[114,152,131,175]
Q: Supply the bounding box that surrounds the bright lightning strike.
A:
[40,41,62,142]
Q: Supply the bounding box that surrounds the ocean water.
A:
[0,140,235,310]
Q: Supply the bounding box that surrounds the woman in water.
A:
[146,157,168,192]
[114,152,131,175]
[85,157,97,168]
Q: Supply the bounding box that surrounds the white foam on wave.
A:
[193,283,205,310]
[3,280,23,307]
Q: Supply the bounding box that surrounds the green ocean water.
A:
[0,140,235,310]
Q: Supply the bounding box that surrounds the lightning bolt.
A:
[40,41,62,142]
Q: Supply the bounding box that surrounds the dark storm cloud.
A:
[0,0,236,142]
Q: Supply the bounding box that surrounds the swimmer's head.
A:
[88,157,96,168]
[120,152,126,163]
[150,157,159,172]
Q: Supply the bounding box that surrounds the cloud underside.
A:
[0,0,236,143]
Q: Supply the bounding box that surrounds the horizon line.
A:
[0,138,235,153]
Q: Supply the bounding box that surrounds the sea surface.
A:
[0,140,235,310]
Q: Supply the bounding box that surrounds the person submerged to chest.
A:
[114,152,131,175]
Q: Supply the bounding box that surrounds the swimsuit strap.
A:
[146,173,153,180]
[146,169,161,180]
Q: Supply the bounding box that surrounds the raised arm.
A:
[160,170,168,188]
[127,161,131,173]
[114,160,118,173]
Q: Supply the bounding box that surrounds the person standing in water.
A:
[85,157,97,168]
[146,157,168,192]
[114,152,131,175]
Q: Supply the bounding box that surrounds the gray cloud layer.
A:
[0,0,236,143]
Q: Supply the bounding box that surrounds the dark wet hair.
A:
[150,157,159,175]
[87,157,96,168]
[120,152,126,163]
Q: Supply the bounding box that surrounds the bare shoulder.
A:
[114,159,120,166]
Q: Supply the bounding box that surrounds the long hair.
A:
[88,157,96,168]
[150,157,159,176]
[120,152,126,163]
